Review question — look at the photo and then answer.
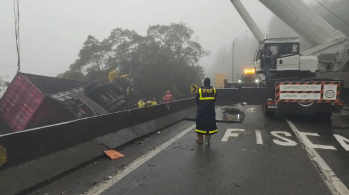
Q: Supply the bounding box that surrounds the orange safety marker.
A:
[104,150,125,160]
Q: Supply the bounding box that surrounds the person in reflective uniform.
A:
[163,91,173,103]
[138,99,145,108]
[151,98,158,105]
[195,77,217,146]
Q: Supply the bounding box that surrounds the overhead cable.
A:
[13,0,20,72]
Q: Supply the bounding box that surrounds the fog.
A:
[0,0,273,85]
[1,0,348,88]
[206,33,258,84]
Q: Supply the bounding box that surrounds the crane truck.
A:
[219,0,349,117]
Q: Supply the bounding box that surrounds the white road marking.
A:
[255,130,263,145]
[246,108,256,112]
[298,132,336,150]
[84,124,195,195]
[286,119,349,195]
[221,129,244,142]
[270,131,297,146]
[333,134,349,151]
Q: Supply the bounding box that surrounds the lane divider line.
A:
[285,119,349,195]
[84,124,196,195]
[255,130,263,145]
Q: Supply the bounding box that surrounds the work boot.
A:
[196,134,203,143]
[195,138,203,143]
[205,135,211,146]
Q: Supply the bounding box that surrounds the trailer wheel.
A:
[87,84,103,97]
[100,82,113,89]
[108,84,122,95]
[103,99,118,108]
[108,100,126,112]
[104,95,125,109]
[84,81,99,94]
[100,79,109,83]
[263,105,273,117]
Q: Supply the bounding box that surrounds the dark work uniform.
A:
[195,86,218,135]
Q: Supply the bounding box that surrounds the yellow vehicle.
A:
[239,68,259,84]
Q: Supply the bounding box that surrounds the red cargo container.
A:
[0,72,86,132]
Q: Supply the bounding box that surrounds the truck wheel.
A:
[100,79,109,83]
[103,99,118,108]
[87,84,103,97]
[104,95,125,109]
[108,100,126,112]
[263,105,273,117]
[100,82,113,89]
[108,85,122,95]
[84,81,99,94]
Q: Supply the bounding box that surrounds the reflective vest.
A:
[138,101,145,108]
[199,88,216,100]
[109,70,118,82]
[152,101,157,105]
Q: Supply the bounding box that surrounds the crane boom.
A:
[230,0,265,43]
[259,0,346,46]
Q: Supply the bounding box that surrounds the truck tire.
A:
[104,95,125,109]
[103,99,118,108]
[108,100,126,112]
[263,105,273,117]
[87,84,103,97]
[100,79,109,83]
[84,81,99,94]
[100,82,114,89]
[108,85,122,95]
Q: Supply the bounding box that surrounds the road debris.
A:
[104,150,125,160]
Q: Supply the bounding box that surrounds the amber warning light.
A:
[244,68,255,75]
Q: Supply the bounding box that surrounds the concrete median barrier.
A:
[94,127,138,149]
[0,98,196,195]
[132,120,157,137]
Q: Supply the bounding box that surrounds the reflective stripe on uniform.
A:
[199,88,216,100]
[196,129,218,134]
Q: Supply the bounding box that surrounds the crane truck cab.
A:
[254,38,299,72]
[254,37,321,79]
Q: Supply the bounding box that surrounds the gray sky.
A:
[0,0,274,82]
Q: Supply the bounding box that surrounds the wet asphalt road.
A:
[96,106,349,195]
[33,105,349,195]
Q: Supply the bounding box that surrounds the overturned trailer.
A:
[0,73,90,132]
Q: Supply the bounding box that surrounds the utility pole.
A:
[232,41,234,83]
[232,31,248,83]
